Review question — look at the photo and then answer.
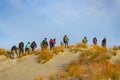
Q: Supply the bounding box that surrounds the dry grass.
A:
[0,48,9,58]
[38,48,53,64]
[35,44,120,80]
[70,43,88,53]
[34,49,42,55]
[53,46,65,55]
[34,76,44,80]
[66,62,80,77]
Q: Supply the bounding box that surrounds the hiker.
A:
[49,39,53,50]
[10,45,18,59]
[53,37,56,47]
[63,35,69,47]
[102,37,106,47]
[82,36,88,44]
[42,38,48,49]
[18,41,24,56]
[93,37,97,45]
[31,41,37,52]
[25,42,31,54]
[49,38,56,50]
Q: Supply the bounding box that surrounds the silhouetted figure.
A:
[31,41,37,52]
[49,38,56,50]
[93,37,97,45]
[53,38,56,47]
[11,45,18,59]
[18,41,24,56]
[49,39,54,50]
[42,38,48,49]
[102,37,106,47]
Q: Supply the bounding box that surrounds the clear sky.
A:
[0,0,120,49]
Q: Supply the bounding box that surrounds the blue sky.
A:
[0,0,120,49]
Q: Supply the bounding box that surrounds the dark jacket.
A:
[11,45,17,52]
[31,41,37,48]
[19,42,24,49]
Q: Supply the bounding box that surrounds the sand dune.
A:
[0,50,81,80]
[110,50,120,65]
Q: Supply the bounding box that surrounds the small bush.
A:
[38,48,53,64]
[53,46,65,55]
[0,48,9,57]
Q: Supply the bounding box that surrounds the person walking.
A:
[102,37,106,47]
[10,45,18,59]
[18,41,24,56]
[93,37,97,45]
[31,41,37,52]
[63,35,69,47]
[42,38,48,49]
[25,42,31,54]
[82,36,88,44]
[49,39,53,50]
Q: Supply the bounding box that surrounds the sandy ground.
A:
[110,50,120,65]
[0,50,81,80]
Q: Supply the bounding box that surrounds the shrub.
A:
[38,48,53,64]
[0,48,9,57]
[53,46,65,55]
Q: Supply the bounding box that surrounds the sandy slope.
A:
[0,50,81,80]
[110,50,120,65]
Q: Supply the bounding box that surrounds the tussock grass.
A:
[53,46,65,55]
[38,48,53,64]
[0,48,9,58]
[36,44,120,80]
[70,43,88,53]
[34,49,42,55]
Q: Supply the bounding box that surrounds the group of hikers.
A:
[82,36,107,47]
[10,41,37,59]
[10,35,106,59]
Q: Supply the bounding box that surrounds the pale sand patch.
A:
[110,50,120,65]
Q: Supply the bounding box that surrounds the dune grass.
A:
[38,48,53,64]
[53,46,65,55]
[35,44,120,80]
[0,48,9,58]
[70,43,88,53]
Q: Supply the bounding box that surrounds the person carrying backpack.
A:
[31,41,37,52]
[102,37,106,47]
[93,37,97,45]
[10,45,18,59]
[18,41,24,56]
[25,42,31,54]
[49,39,54,50]
[82,36,88,44]
[42,38,48,49]
[53,37,56,47]
[63,35,69,47]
